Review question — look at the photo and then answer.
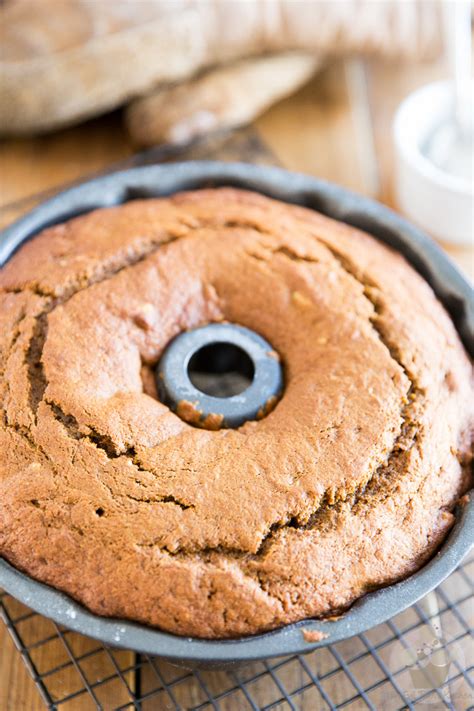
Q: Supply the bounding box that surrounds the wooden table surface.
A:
[0,56,472,710]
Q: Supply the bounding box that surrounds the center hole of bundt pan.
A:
[156,323,283,429]
[188,342,254,397]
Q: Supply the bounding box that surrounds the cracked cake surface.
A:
[0,187,472,638]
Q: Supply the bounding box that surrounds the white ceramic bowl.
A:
[393,80,473,246]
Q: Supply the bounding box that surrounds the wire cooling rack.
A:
[1,551,472,710]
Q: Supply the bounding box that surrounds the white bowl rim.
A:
[393,79,474,198]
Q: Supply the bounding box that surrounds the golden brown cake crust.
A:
[0,188,472,638]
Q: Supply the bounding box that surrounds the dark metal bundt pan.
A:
[0,162,472,666]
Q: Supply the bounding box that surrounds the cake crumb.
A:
[302,629,329,643]
[132,302,155,330]
[202,412,224,431]
[291,290,312,308]
[176,399,202,425]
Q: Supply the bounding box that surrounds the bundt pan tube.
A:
[0,162,472,667]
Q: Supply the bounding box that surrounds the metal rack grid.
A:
[1,552,472,710]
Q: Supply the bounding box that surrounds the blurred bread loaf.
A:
[0,0,443,135]
[125,52,320,147]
